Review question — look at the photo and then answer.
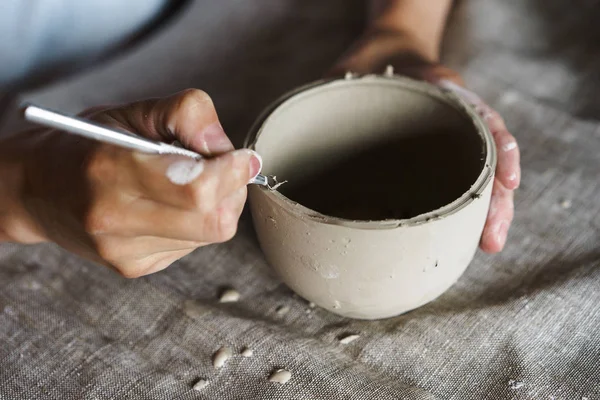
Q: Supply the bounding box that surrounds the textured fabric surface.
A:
[1,0,599,399]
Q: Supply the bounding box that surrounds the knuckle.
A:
[85,147,113,183]
[178,89,214,112]
[201,209,237,243]
[85,206,117,235]
[217,217,237,243]
[84,144,130,185]
[216,207,239,242]
[179,184,201,208]
[166,89,215,132]
[94,240,120,263]
[117,263,146,279]
[180,181,217,211]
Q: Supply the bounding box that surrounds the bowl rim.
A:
[244,74,497,230]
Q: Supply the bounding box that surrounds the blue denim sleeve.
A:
[0,0,171,90]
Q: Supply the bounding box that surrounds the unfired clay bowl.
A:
[245,74,496,320]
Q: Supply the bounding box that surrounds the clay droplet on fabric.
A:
[508,379,524,390]
[241,347,253,357]
[276,305,289,315]
[338,334,360,344]
[219,289,240,303]
[213,346,233,369]
[560,199,572,209]
[269,369,292,384]
[182,300,210,319]
[193,379,209,391]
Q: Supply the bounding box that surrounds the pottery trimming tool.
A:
[21,104,271,187]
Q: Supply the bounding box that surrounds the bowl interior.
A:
[254,79,486,221]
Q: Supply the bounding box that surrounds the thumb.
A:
[94,89,234,157]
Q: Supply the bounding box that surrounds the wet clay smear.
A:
[279,130,484,220]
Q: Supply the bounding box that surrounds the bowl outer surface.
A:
[247,75,496,319]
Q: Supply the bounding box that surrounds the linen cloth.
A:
[1,1,599,398]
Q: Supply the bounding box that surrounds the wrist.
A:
[0,133,47,243]
[332,29,437,75]
[366,0,452,64]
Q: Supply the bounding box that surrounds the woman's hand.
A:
[0,89,262,277]
[332,30,520,253]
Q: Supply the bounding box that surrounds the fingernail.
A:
[166,159,205,185]
[437,79,483,106]
[200,122,234,155]
[248,150,263,181]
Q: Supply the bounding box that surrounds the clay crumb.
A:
[276,305,289,315]
[241,347,254,357]
[269,369,292,384]
[213,346,233,369]
[508,380,524,390]
[219,289,240,303]
[192,379,209,391]
[267,175,288,191]
[560,199,572,209]
[339,334,360,344]
[308,302,315,308]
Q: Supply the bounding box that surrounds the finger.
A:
[436,79,483,105]
[125,248,197,278]
[94,235,203,267]
[94,89,234,156]
[215,186,248,232]
[196,149,261,202]
[89,189,247,243]
[483,110,521,190]
[434,80,521,191]
[132,149,260,209]
[415,65,465,87]
[480,179,514,253]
